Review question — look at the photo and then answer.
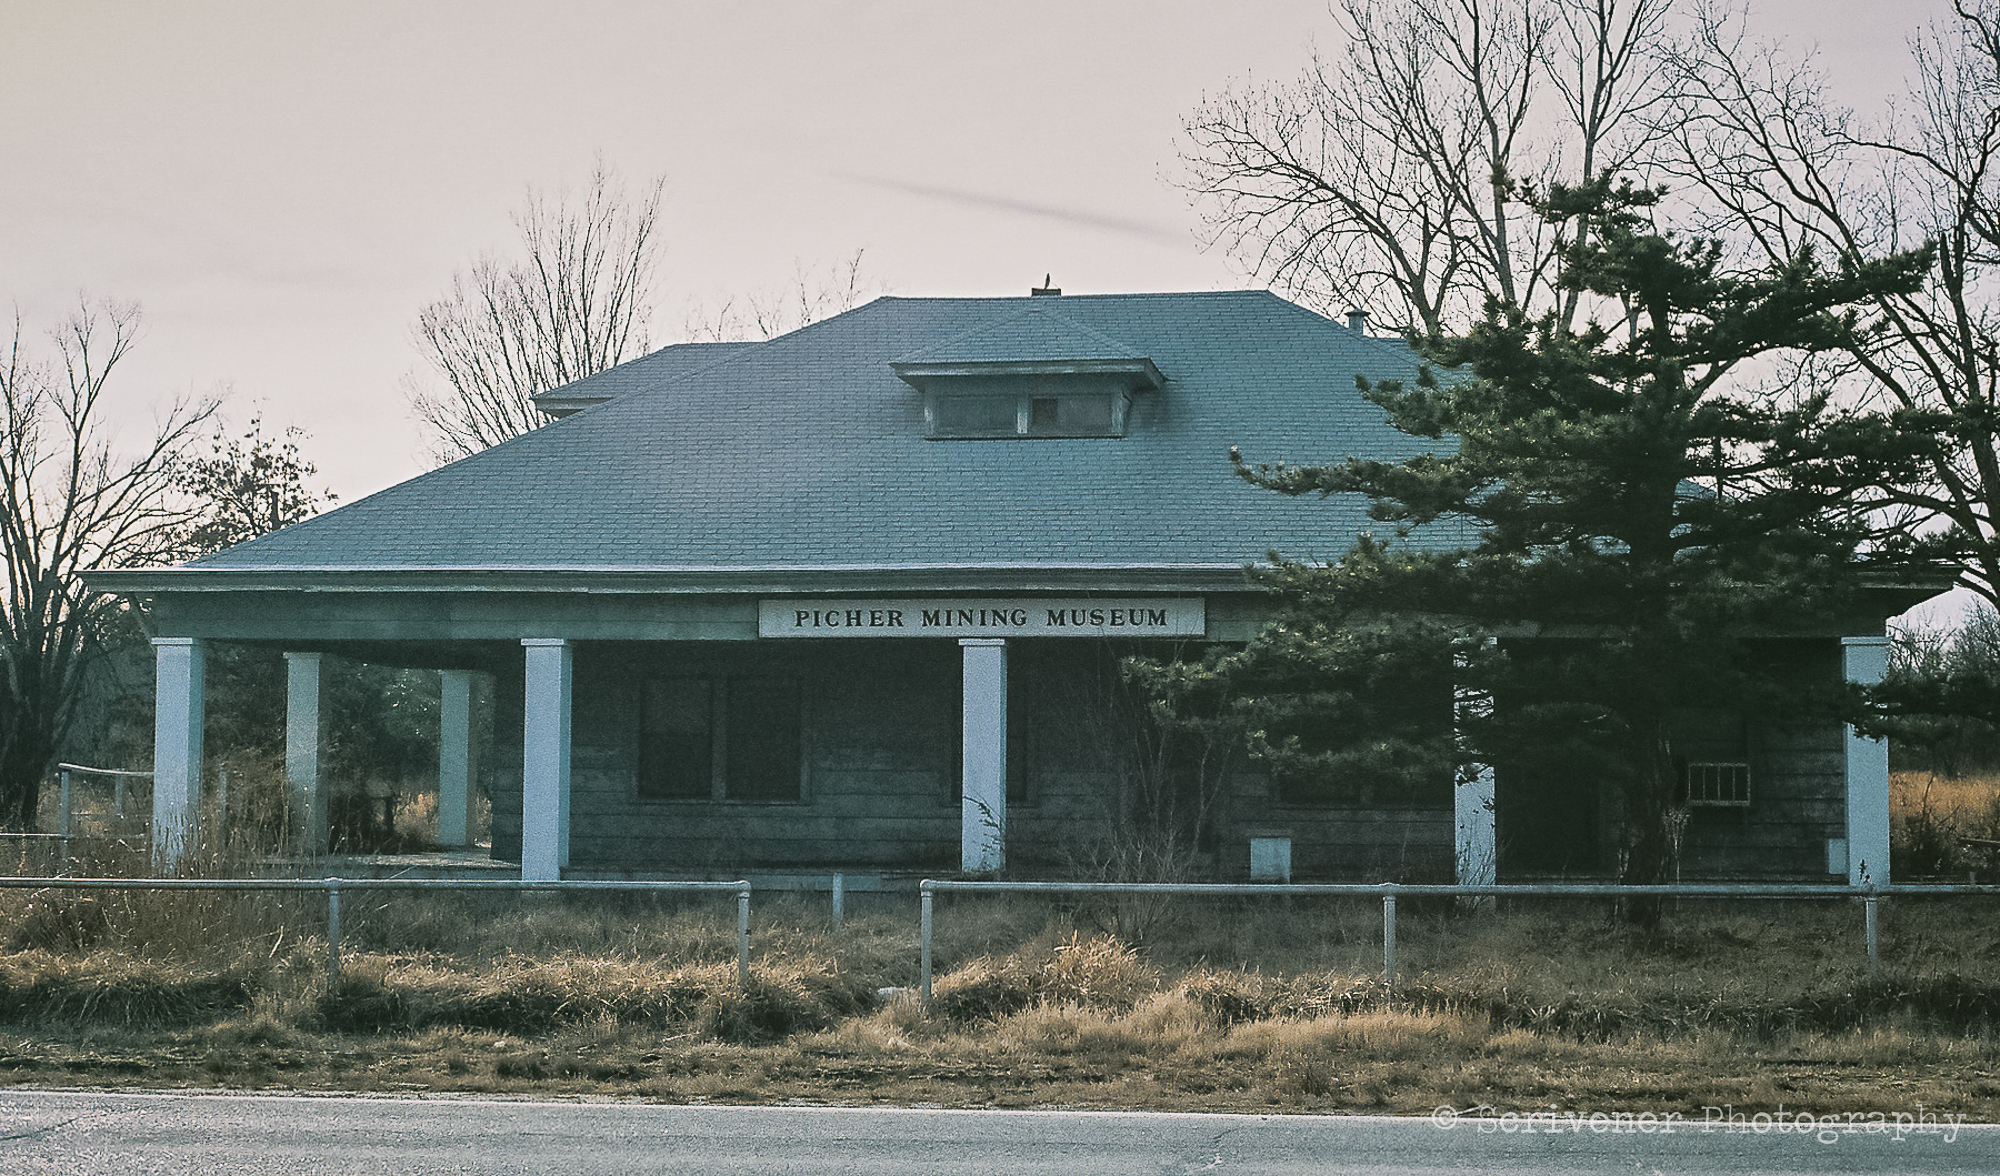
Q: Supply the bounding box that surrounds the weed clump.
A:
[6,895,111,953]
[0,953,255,1026]
[698,968,875,1043]
[1175,969,1272,1025]
[931,933,1159,1022]
[315,954,875,1042]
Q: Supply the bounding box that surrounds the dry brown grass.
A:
[316,952,874,1044]
[1892,771,2000,877]
[1894,771,2000,822]
[2,888,1999,1116]
[389,790,494,848]
[929,931,1160,1022]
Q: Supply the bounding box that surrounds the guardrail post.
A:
[920,882,934,1012]
[1382,892,1398,992]
[114,773,126,819]
[326,882,343,987]
[831,873,845,931]
[1864,893,1881,978]
[737,886,752,988]
[58,769,73,862]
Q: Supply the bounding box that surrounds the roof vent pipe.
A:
[1346,308,1368,333]
[1030,274,1062,296]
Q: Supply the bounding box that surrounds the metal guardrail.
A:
[0,877,753,986]
[36,763,156,860]
[10,873,1997,1014]
[915,879,2000,1008]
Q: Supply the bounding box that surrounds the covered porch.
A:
[114,573,1293,882]
[106,571,1903,887]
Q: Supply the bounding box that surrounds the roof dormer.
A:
[890,306,1165,439]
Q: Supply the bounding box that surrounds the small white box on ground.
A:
[1249,837,1292,883]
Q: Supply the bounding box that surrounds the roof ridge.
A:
[1253,291,1434,368]
[876,288,1275,305]
[891,302,1149,365]
[742,292,900,346]
[530,339,764,409]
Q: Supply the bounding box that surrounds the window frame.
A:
[636,674,805,804]
[923,388,1131,439]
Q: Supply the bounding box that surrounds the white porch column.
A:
[1453,643,1497,888]
[960,638,1007,873]
[284,652,329,855]
[521,639,573,881]
[1843,636,1892,887]
[151,637,205,873]
[437,669,478,848]
[1455,764,1498,888]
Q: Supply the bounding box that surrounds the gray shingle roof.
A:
[188,291,1454,574]
[891,303,1148,365]
[530,340,757,415]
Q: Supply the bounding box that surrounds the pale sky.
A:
[0,1,1961,538]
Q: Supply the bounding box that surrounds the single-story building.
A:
[90,288,1932,884]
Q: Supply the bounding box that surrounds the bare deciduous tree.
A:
[682,249,884,343]
[1181,0,1672,335]
[1665,0,2000,608]
[407,160,665,462]
[0,300,214,829]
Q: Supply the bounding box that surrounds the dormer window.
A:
[890,305,1166,441]
[925,387,1130,439]
[1032,394,1114,435]
[929,394,1015,437]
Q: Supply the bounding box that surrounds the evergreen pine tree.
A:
[1224,178,1933,887]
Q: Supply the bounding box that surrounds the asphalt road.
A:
[1,1091,1992,1175]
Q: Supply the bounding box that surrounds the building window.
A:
[930,394,1020,437]
[1684,762,1752,807]
[639,676,801,801]
[926,390,1128,438]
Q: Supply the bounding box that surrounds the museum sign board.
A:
[757,597,1205,639]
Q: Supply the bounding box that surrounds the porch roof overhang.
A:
[888,356,1168,392]
[86,562,1274,649]
[86,561,1260,597]
[85,564,1954,653]
[1857,577,1959,622]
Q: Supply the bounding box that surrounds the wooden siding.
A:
[1678,714,1844,878]
[565,642,960,871]
[1493,638,1848,880]
[1223,767,1453,880]
[485,636,1849,881]
[1676,640,1846,879]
